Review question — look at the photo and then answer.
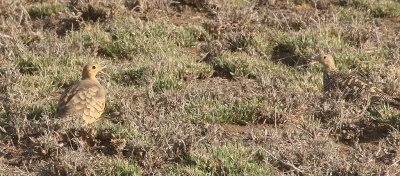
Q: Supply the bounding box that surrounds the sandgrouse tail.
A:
[56,64,106,125]
[312,54,400,108]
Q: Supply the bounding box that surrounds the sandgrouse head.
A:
[82,64,107,80]
[311,54,336,71]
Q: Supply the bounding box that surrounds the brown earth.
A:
[1,0,400,175]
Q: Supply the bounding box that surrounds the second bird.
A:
[312,54,400,108]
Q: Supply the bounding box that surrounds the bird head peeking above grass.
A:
[82,64,107,80]
[311,54,337,72]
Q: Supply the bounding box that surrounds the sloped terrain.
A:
[1,0,400,175]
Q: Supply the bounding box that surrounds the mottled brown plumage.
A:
[313,54,400,108]
[56,64,106,125]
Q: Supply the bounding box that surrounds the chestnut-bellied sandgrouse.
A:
[56,64,106,125]
[312,54,400,108]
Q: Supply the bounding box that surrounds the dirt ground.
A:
[1,0,400,175]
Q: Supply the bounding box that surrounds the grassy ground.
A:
[1,0,400,175]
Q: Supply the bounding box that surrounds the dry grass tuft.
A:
[2,0,400,175]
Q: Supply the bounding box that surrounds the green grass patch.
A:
[173,25,211,47]
[367,103,400,129]
[27,105,45,120]
[107,158,142,176]
[72,24,109,50]
[212,52,258,79]
[28,1,67,19]
[99,30,140,58]
[0,68,5,76]
[16,54,98,89]
[104,101,123,115]
[324,46,391,76]
[336,7,365,22]
[269,29,335,57]
[124,0,140,10]
[252,28,345,67]
[343,0,400,18]
[15,55,61,96]
[151,55,214,92]
[17,54,52,75]
[112,66,153,87]
[93,122,148,141]
[166,143,268,175]
[72,18,179,59]
[252,32,274,56]
[212,98,262,124]
[224,0,252,6]
[18,59,40,75]
[364,0,400,18]
[153,73,184,93]
[168,55,214,80]
[27,104,56,120]
[182,97,263,124]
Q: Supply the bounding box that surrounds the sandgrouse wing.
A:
[312,54,400,108]
[56,64,106,125]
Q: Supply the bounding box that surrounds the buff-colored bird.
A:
[56,64,106,125]
[312,54,400,108]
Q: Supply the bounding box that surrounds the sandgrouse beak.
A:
[102,65,107,69]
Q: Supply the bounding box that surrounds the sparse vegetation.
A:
[108,158,142,176]
[28,1,67,19]
[2,0,400,175]
[166,143,269,175]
